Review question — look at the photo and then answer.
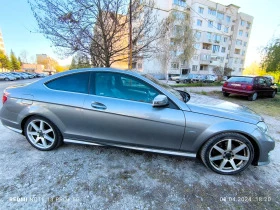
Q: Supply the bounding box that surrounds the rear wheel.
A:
[4,77,9,81]
[223,92,230,97]
[200,133,254,175]
[248,92,257,101]
[24,116,63,151]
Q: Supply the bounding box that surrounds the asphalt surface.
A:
[0,79,279,209]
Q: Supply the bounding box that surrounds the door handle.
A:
[91,102,107,110]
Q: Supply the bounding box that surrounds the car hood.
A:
[186,97,263,124]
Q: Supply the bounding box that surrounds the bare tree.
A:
[154,8,195,79]
[28,0,164,67]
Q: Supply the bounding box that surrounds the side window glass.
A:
[95,72,159,103]
[258,78,265,85]
[45,72,90,94]
[265,78,271,86]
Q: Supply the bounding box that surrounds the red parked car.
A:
[222,76,278,101]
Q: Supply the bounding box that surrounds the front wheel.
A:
[270,91,276,98]
[24,116,63,151]
[200,133,254,175]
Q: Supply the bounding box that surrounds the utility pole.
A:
[128,0,132,69]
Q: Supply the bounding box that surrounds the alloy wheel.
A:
[208,138,251,173]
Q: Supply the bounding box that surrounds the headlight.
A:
[257,121,268,133]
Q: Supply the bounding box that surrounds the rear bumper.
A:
[222,87,254,96]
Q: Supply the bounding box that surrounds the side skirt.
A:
[64,139,196,158]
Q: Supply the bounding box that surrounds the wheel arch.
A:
[197,131,260,165]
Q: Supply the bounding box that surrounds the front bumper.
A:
[251,128,275,166]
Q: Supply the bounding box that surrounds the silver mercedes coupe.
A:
[0,68,275,175]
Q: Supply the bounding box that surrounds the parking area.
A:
[0,80,279,209]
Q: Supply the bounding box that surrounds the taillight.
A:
[246,85,253,91]
[2,93,8,104]
[223,82,228,87]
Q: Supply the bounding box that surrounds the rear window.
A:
[227,77,253,84]
[45,72,90,94]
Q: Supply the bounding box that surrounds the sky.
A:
[0,0,280,67]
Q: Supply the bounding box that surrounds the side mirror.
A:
[152,95,169,107]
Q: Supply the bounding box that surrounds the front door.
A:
[82,72,185,150]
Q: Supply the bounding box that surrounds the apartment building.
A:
[0,29,5,53]
[136,0,253,78]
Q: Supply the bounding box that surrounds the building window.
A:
[199,7,204,14]
[241,20,245,26]
[240,59,244,64]
[171,62,179,69]
[247,22,251,28]
[234,49,241,54]
[245,32,249,37]
[213,34,221,43]
[208,8,216,16]
[228,45,231,50]
[221,47,226,53]
[197,19,202,26]
[224,27,229,33]
[195,31,201,39]
[239,68,243,72]
[226,16,231,22]
[224,37,228,42]
[220,57,224,62]
[217,23,222,30]
[207,32,212,41]
[208,20,213,28]
[201,54,210,60]
[217,12,224,20]
[192,65,198,71]
[137,63,142,69]
[236,39,242,45]
[212,45,220,53]
[239,30,243,36]
[194,43,200,49]
[193,55,199,60]
[242,50,245,56]
[173,0,187,7]
[203,43,211,50]
[244,42,247,47]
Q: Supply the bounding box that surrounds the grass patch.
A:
[204,91,280,118]
[171,82,222,88]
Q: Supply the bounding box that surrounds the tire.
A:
[176,81,179,83]
[223,92,230,97]
[4,77,9,81]
[200,133,254,175]
[248,92,258,101]
[270,91,276,98]
[24,116,63,151]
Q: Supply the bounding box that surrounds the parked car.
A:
[8,72,22,80]
[0,73,16,81]
[202,75,216,83]
[222,76,278,101]
[2,72,17,81]
[0,68,275,175]
[170,75,180,81]
[175,74,189,83]
[22,72,35,79]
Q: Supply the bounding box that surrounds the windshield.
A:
[143,74,187,102]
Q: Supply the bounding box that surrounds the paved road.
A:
[0,79,279,209]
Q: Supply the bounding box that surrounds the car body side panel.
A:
[180,111,257,153]
[82,95,186,150]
